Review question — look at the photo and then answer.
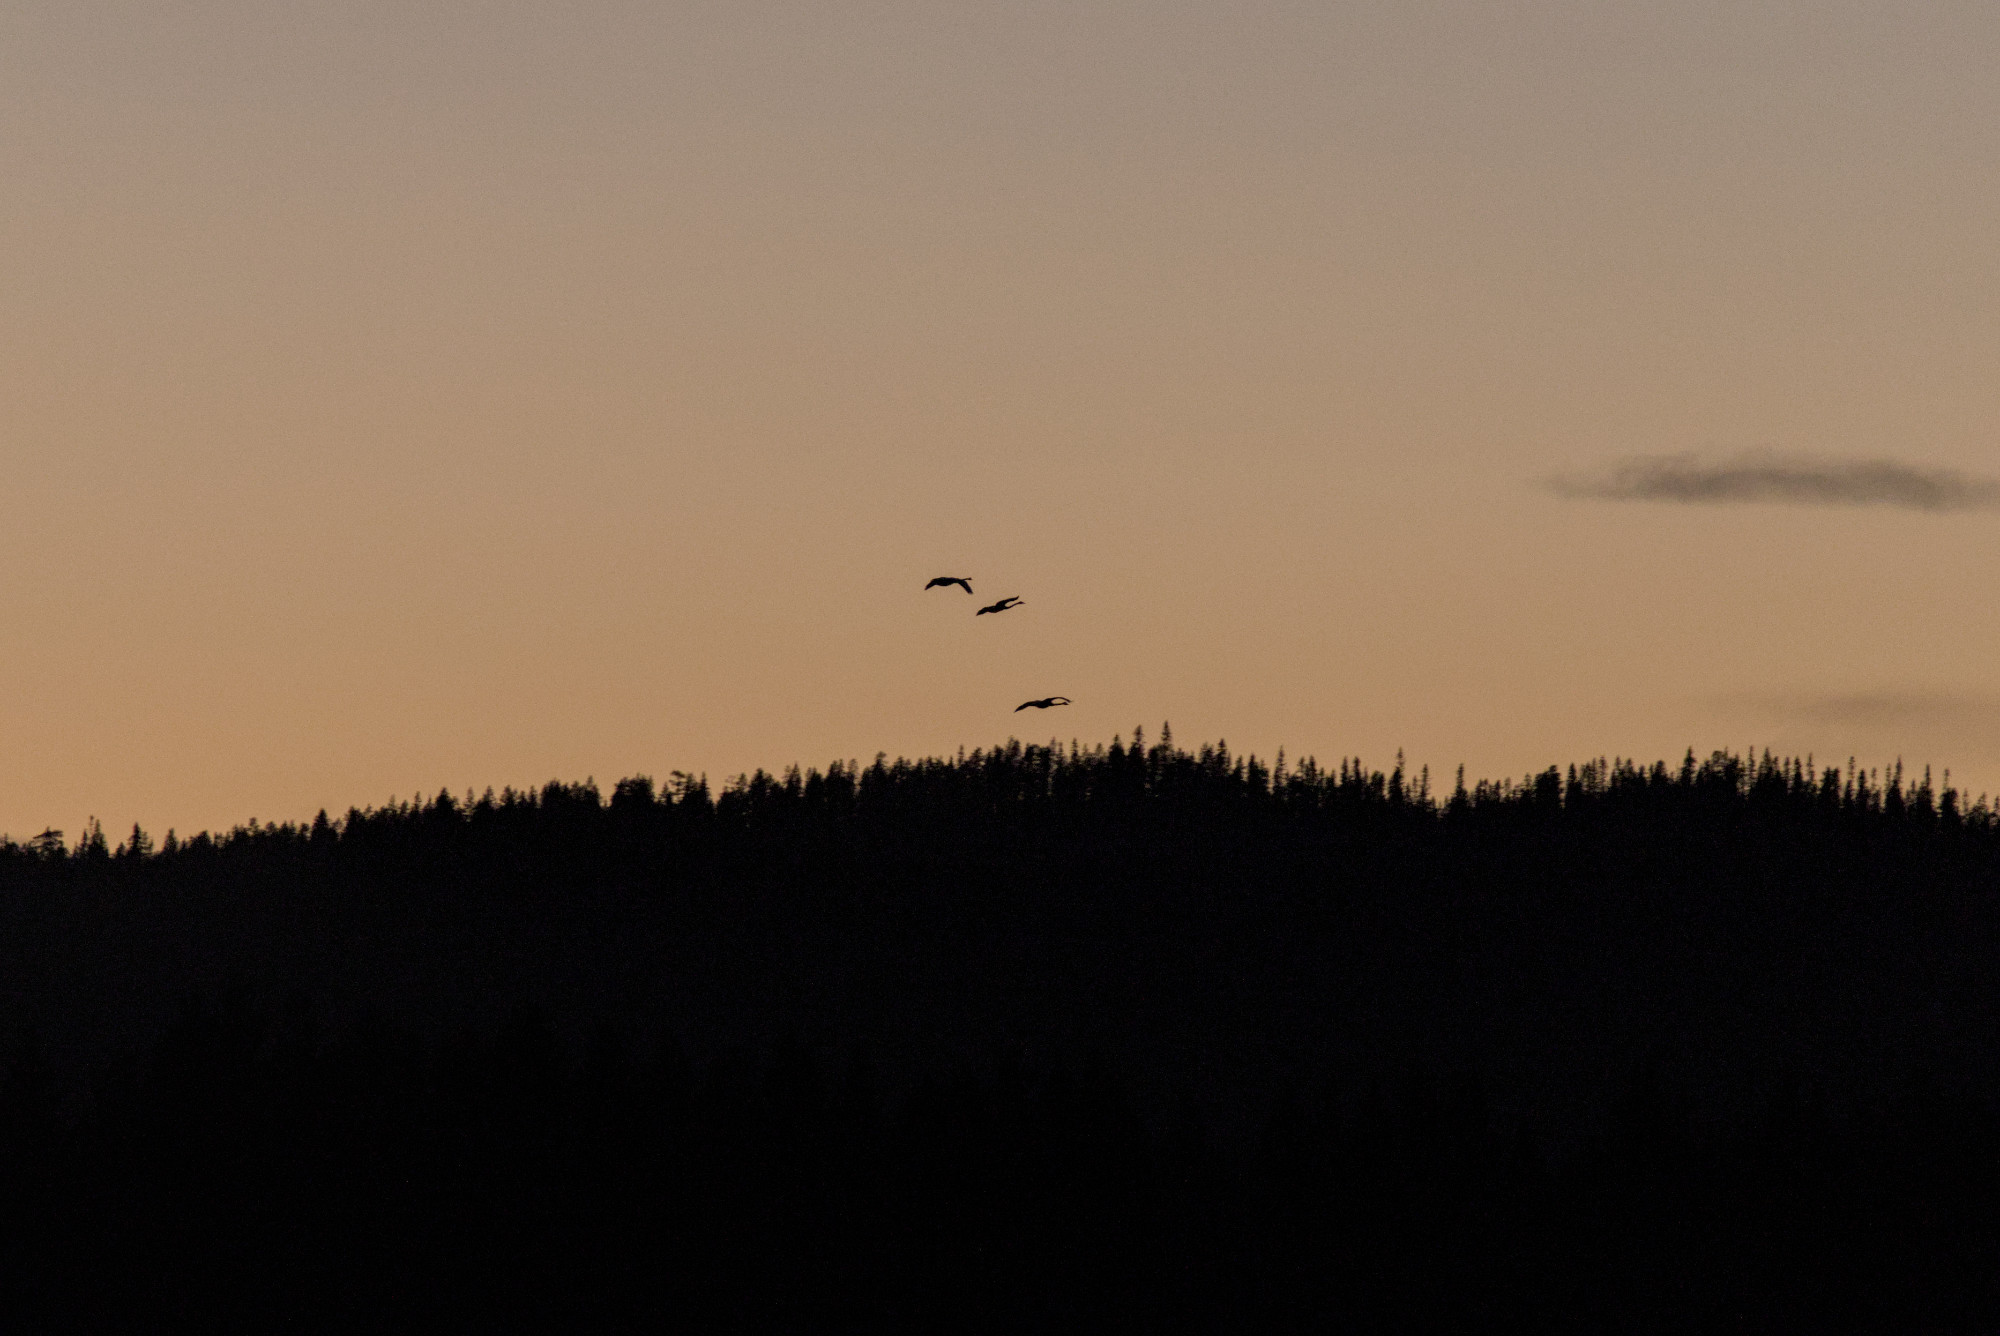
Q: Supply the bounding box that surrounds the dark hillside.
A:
[5,736,1997,1122]
[2,736,1998,1325]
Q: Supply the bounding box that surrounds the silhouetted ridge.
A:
[7,739,1992,875]
[1,737,1998,1323]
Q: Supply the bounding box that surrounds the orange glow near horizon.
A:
[5,2,2000,841]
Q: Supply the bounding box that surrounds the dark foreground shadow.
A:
[0,1001,1995,1330]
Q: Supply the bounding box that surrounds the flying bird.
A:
[1014,697,1071,712]
[925,577,974,594]
[975,596,1024,616]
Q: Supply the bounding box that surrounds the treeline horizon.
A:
[11,729,1998,872]
[4,730,2000,1323]
[3,725,1992,1125]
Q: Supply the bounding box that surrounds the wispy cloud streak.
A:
[1714,690,2000,774]
[1547,454,2000,512]
[1768,691,1999,730]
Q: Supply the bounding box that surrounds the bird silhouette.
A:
[975,596,1023,616]
[1014,696,1071,712]
[925,577,974,595]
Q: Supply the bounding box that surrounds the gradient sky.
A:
[5,1,2000,840]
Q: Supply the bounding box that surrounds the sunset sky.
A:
[5,2,1999,840]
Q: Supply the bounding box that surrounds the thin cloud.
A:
[1547,453,2000,512]
[1767,691,2000,730]
[1718,689,2000,729]
[1712,690,2000,781]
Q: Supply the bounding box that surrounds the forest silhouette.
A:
[3,732,1999,1326]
